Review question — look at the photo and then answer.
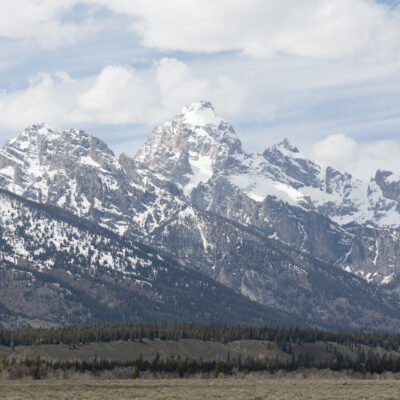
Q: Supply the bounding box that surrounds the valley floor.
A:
[1,379,400,400]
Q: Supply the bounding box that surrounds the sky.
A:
[1,0,400,180]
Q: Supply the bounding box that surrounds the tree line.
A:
[1,322,400,351]
[3,349,400,379]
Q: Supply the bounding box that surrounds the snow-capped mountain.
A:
[2,101,400,330]
[137,101,400,229]
[135,101,400,286]
[0,123,186,236]
[135,101,243,196]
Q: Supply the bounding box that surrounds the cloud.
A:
[77,65,154,124]
[0,1,399,177]
[311,134,400,180]
[155,58,246,122]
[75,60,246,126]
[312,134,358,163]
[0,73,69,129]
[92,0,400,60]
[0,58,246,132]
[55,71,76,83]
[0,65,399,181]
[2,0,400,60]
[0,0,97,48]
[1,0,399,137]
[156,58,209,110]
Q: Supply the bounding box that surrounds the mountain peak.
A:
[183,100,214,111]
[375,169,394,179]
[135,102,243,193]
[373,169,400,202]
[19,122,58,138]
[178,101,223,127]
[12,123,92,145]
[275,138,299,153]
[5,123,61,152]
[27,122,54,131]
[2,123,117,177]
[136,101,241,161]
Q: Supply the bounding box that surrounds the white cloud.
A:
[1,0,399,139]
[155,58,246,122]
[75,60,246,126]
[0,59,246,133]
[0,1,399,179]
[92,0,400,60]
[2,0,400,60]
[77,65,154,124]
[0,0,97,48]
[156,58,209,111]
[311,134,400,180]
[0,65,399,181]
[0,73,69,129]
[312,134,358,163]
[55,71,76,83]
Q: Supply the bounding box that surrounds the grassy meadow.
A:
[1,379,400,400]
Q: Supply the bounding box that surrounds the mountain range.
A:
[1,101,400,330]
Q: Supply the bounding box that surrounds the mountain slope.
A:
[145,205,400,330]
[1,183,398,331]
[0,188,298,329]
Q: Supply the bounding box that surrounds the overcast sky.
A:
[1,0,400,180]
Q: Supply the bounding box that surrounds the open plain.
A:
[1,379,400,400]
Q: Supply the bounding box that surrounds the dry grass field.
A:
[0,338,383,364]
[1,379,400,400]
